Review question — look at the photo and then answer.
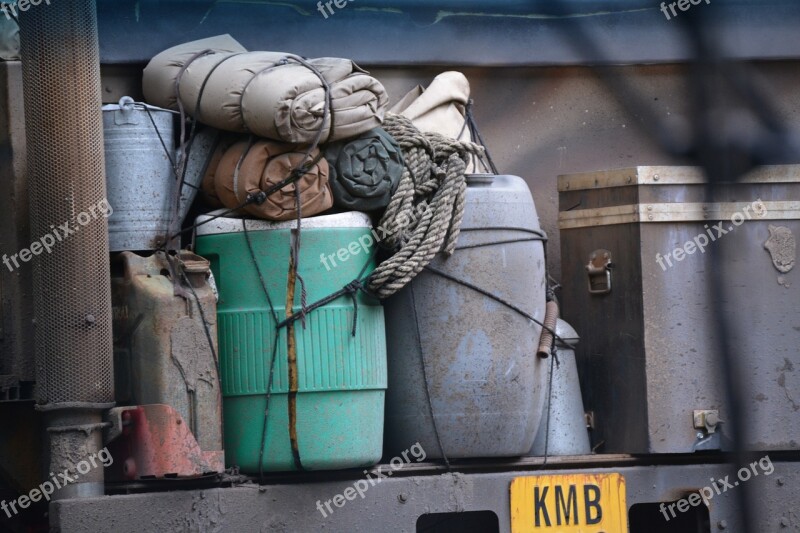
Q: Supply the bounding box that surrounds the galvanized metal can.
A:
[103,96,176,251]
[530,319,591,456]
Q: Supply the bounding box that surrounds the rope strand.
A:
[368,113,485,298]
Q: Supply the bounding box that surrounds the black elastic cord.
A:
[455,236,546,251]
[234,56,337,476]
[232,135,257,204]
[453,227,547,250]
[465,99,499,174]
[170,194,265,243]
[242,219,281,484]
[173,49,214,195]
[174,48,213,150]
[423,264,563,343]
[142,105,179,176]
[409,283,450,469]
[275,249,378,337]
[538,345,560,470]
[179,53,248,211]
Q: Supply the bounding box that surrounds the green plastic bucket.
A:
[195,212,387,472]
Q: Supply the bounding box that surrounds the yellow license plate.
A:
[510,473,627,532]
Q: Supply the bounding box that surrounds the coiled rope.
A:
[368,113,485,298]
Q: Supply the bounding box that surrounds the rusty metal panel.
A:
[559,165,800,454]
[104,405,223,480]
[111,251,223,471]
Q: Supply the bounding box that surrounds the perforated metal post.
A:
[18,0,114,500]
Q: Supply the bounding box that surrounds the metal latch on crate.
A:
[586,249,613,295]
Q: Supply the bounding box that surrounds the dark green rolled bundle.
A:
[324,127,403,211]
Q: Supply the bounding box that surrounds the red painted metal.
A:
[105,404,224,480]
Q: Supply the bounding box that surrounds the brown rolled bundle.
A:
[210,140,333,221]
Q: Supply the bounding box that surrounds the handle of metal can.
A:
[114,96,139,125]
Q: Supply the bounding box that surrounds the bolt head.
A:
[780,517,789,527]
[398,493,408,503]
[123,457,136,479]
[718,520,727,529]
[697,432,705,439]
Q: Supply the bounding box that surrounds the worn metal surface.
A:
[558,165,800,191]
[19,0,114,407]
[50,457,800,532]
[40,408,107,501]
[558,166,800,228]
[0,62,34,399]
[104,405,223,480]
[103,98,176,251]
[559,165,800,454]
[384,175,548,460]
[558,200,797,229]
[105,102,216,252]
[93,1,800,66]
[111,251,223,464]
[19,0,114,501]
[530,319,591,457]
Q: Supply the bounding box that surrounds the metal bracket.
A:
[104,404,224,480]
[693,409,722,434]
[586,249,613,295]
[113,96,140,125]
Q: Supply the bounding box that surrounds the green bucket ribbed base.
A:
[217,306,387,472]
[196,219,387,473]
[224,391,385,472]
